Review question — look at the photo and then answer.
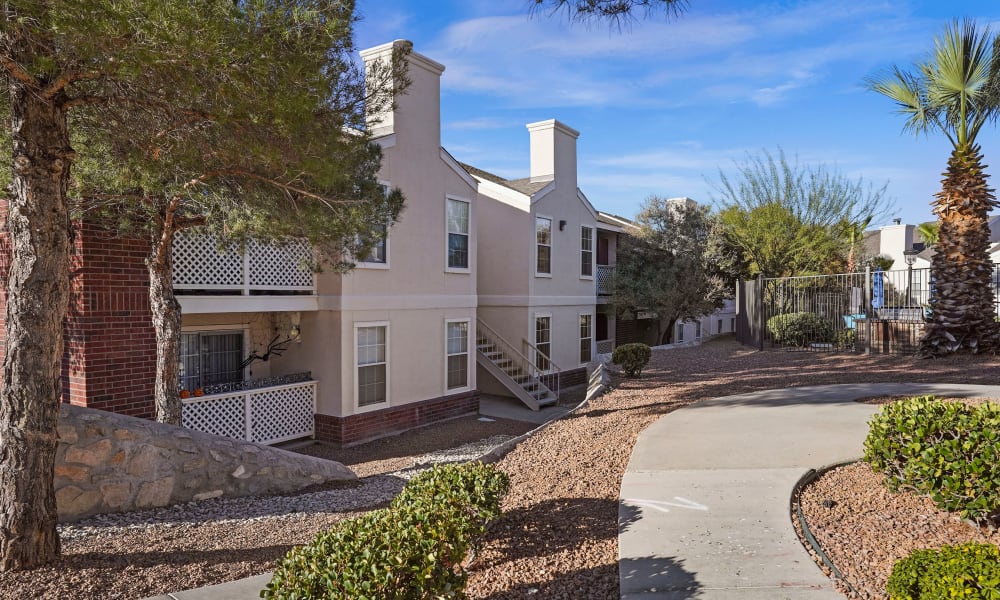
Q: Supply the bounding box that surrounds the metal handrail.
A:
[521,338,561,400]
[477,320,559,401]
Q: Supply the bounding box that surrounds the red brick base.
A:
[559,367,588,389]
[314,391,480,446]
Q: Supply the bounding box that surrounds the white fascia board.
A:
[179,295,319,314]
[475,178,530,212]
[318,294,478,311]
[440,148,478,190]
[576,189,599,220]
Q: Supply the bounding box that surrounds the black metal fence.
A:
[736,266,945,355]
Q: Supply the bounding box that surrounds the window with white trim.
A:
[356,184,389,265]
[446,321,469,390]
[179,331,244,393]
[447,198,470,269]
[579,314,593,364]
[581,226,593,277]
[718,319,723,334]
[536,217,552,274]
[535,316,551,371]
[695,321,702,339]
[676,322,684,343]
[730,318,736,332]
[356,325,387,407]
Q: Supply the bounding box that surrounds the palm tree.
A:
[867,20,1000,356]
[916,221,940,247]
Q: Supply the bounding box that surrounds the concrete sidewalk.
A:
[618,382,1000,599]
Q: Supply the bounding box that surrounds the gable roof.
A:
[459,163,550,197]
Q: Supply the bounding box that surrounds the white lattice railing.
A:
[597,265,615,295]
[181,379,316,445]
[172,230,315,294]
[596,339,613,355]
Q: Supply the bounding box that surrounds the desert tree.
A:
[712,149,893,278]
[611,197,726,344]
[0,0,399,570]
[868,20,1000,355]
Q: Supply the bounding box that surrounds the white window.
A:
[535,315,551,371]
[579,313,593,364]
[718,319,723,334]
[356,183,390,267]
[581,226,593,277]
[536,217,552,275]
[676,322,684,343]
[179,331,244,393]
[445,320,469,391]
[447,198,470,270]
[356,324,388,407]
[730,318,736,332]
[695,321,702,339]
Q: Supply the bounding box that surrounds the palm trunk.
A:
[0,86,72,570]
[919,144,1000,356]
[147,222,182,425]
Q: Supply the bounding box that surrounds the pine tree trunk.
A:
[919,144,1000,356]
[147,223,182,425]
[0,85,72,570]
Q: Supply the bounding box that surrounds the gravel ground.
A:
[5,337,1000,599]
[797,397,1000,599]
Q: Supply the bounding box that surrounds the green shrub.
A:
[833,328,855,351]
[263,462,510,600]
[887,542,1000,600]
[766,312,833,347]
[863,396,1000,523]
[612,343,651,377]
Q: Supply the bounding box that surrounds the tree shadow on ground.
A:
[485,497,619,561]
[477,556,701,600]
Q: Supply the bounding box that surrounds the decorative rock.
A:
[54,404,356,522]
[64,439,113,467]
[136,477,175,508]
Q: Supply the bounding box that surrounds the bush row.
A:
[767,312,833,347]
[863,395,1000,524]
[262,462,510,600]
[887,542,1000,600]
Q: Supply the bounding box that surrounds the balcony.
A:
[172,231,318,313]
[181,372,316,445]
[597,264,615,296]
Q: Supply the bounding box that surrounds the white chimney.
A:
[360,40,444,146]
[526,119,579,189]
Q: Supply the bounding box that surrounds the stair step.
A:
[536,393,557,407]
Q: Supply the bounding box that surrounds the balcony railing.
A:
[597,264,615,295]
[172,230,315,294]
[181,373,316,445]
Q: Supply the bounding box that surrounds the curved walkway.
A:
[618,382,1000,600]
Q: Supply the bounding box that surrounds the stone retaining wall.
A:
[55,404,355,522]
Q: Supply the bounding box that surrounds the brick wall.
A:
[0,202,156,418]
[559,367,588,389]
[67,224,156,417]
[315,391,480,446]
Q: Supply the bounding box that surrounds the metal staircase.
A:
[476,319,559,411]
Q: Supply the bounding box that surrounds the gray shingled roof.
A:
[459,162,551,196]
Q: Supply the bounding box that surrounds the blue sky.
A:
[353,0,1000,227]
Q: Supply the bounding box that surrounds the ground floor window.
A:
[180,331,244,393]
[676,322,684,343]
[695,321,702,339]
[535,316,551,371]
[730,317,736,332]
[446,320,469,390]
[717,319,723,334]
[357,324,388,407]
[579,314,593,364]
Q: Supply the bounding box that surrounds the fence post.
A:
[865,265,873,356]
[757,277,765,351]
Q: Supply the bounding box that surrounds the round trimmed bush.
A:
[612,343,651,377]
[887,542,1000,599]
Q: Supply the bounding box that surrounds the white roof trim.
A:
[440,148,478,190]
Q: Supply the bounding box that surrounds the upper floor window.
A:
[581,226,593,277]
[447,198,470,270]
[536,217,552,275]
[180,331,244,393]
[356,183,389,265]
